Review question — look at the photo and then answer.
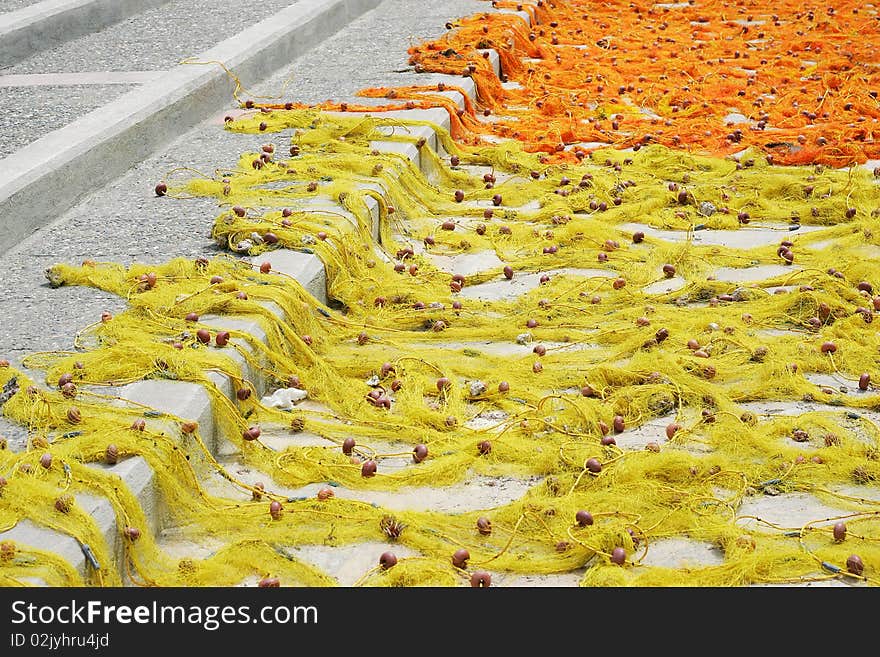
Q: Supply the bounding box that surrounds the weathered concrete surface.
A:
[637,537,725,569]
[460,268,616,301]
[0,0,171,68]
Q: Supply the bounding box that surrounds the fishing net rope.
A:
[1,0,879,588]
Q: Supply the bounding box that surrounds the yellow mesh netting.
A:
[1,0,879,587]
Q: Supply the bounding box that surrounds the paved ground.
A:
[4,0,303,76]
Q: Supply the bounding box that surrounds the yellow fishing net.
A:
[1,1,879,587]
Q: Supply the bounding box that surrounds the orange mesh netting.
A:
[250,0,880,167]
[387,0,880,167]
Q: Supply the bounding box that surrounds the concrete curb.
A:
[0,0,172,68]
[0,4,535,584]
[0,0,383,255]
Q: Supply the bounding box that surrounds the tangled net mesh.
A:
[1,0,879,587]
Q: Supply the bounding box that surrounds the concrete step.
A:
[0,0,385,253]
[0,0,171,68]
[2,1,876,589]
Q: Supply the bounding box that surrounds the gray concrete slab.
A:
[245,249,327,306]
[0,454,160,581]
[637,537,726,569]
[0,0,171,68]
[459,268,616,301]
[619,221,827,250]
[0,83,137,157]
[1,1,46,13]
[249,0,489,106]
[737,492,854,533]
[205,448,543,513]
[0,0,548,584]
[7,0,871,590]
[119,379,217,449]
[712,264,800,283]
[0,71,162,86]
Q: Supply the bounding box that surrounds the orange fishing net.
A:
[382,0,880,167]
